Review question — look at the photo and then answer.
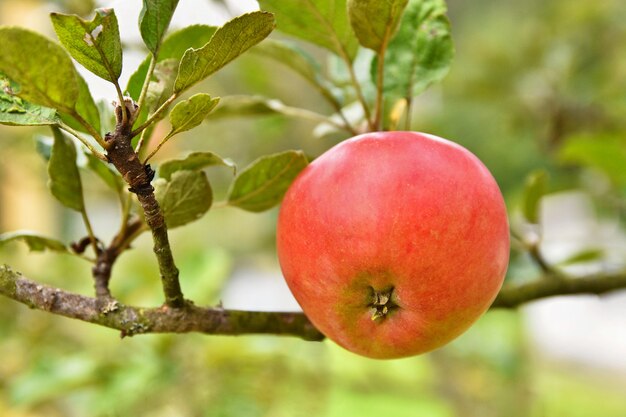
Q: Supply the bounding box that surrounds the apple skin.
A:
[276,131,510,359]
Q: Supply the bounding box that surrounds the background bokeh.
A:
[1,0,626,416]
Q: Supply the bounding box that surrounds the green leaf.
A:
[522,169,549,224]
[48,127,85,212]
[258,0,358,61]
[168,93,220,137]
[174,11,275,93]
[227,150,308,212]
[139,0,180,54]
[159,151,236,180]
[0,231,69,253]
[0,27,79,110]
[559,134,626,187]
[558,249,604,266]
[0,89,60,126]
[84,151,123,192]
[348,0,408,52]
[154,170,213,228]
[127,25,217,100]
[51,8,123,82]
[376,0,454,98]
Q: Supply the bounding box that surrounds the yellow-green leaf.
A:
[522,169,549,224]
[168,93,220,137]
[0,27,79,110]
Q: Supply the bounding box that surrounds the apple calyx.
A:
[368,286,398,321]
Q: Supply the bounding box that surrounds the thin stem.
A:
[80,209,100,258]
[114,83,128,126]
[345,61,375,131]
[134,128,150,156]
[318,87,358,135]
[131,93,178,138]
[373,38,391,131]
[117,193,134,240]
[136,54,158,115]
[404,96,413,130]
[143,133,173,164]
[58,122,106,161]
[66,109,106,148]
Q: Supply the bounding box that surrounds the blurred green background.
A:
[1,0,626,416]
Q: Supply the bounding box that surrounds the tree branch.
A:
[2,261,626,341]
[0,265,323,341]
[492,272,626,308]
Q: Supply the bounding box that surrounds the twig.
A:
[131,93,178,138]
[0,265,323,341]
[58,122,106,161]
[105,102,184,307]
[136,54,158,115]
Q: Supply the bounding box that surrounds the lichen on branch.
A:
[0,265,323,341]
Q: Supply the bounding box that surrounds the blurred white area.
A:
[524,191,626,373]
[221,267,301,312]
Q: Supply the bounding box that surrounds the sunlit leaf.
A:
[139,0,180,54]
[0,231,69,253]
[168,93,219,137]
[48,127,85,212]
[51,8,123,82]
[174,12,275,93]
[154,170,213,228]
[159,152,236,180]
[558,249,604,266]
[258,0,358,60]
[348,0,408,52]
[227,150,308,212]
[0,27,79,110]
[375,0,454,98]
[522,169,549,224]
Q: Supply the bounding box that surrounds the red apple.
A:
[277,131,509,359]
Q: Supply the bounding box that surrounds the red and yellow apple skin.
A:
[276,131,510,359]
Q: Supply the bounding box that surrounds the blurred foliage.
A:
[1,0,626,416]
